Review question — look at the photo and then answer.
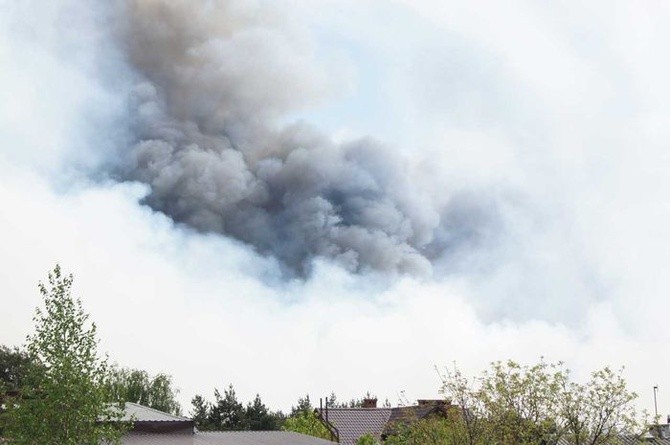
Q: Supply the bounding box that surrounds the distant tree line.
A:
[188,388,378,434]
[106,367,182,416]
[325,391,391,408]
[190,385,283,431]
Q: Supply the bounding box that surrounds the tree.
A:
[190,387,284,431]
[245,393,282,430]
[437,365,489,445]
[211,384,246,430]
[385,418,458,445]
[436,359,644,445]
[560,367,643,445]
[106,367,181,415]
[291,394,314,416]
[191,394,212,430]
[0,345,36,392]
[282,394,332,440]
[476,360,566,445]
[282,408,332,440]
[357,433,382,445]
[1,265,127,445]
[326,391,370,408]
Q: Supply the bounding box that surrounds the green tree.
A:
[437,365,489,445]
[357,432,382,445]
[282,408,332,440]
[207,384,246,430]
[291,394,314,416]
[330,392,372,408]
[560,367,643,445]
[385,418,457,445]
[245,393,282,430]
[435,359,644,445]
[106,367,181,415]
[1,265,127,445]
[0,345,36,392]
[191,394,213,430]
[190,390,284,431]
[477,360,566,445]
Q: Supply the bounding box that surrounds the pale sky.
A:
[2,0,670,416]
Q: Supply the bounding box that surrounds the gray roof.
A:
[318,408,392,445]
[121,431,335,445]
[317,403,452,445]
[121,403,191,423]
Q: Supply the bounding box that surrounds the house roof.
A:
[121,403,191,423]
[121,431,335,445]
[317,408,392,445]
[111,402,194,433]
[382,404,449,436]
[318,401,451,445]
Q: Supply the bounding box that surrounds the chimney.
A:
[362,398,377,408]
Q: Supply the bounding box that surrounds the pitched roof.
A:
[318,408,392,445]
[121,431,335,445]
[121,403,191,423]
[382,404,446,437]
[317,401,452,445]
[113,402,194,433]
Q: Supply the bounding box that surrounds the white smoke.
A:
[3,0,670,416]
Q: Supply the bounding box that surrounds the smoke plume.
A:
[116,0,449,276]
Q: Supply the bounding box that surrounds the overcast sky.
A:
[2,0,670,415]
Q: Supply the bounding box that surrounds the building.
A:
[316,398,451,445]
[315,398,670,445]
[120,403,335,445]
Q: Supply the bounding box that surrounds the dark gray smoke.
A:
[116,0,455,276]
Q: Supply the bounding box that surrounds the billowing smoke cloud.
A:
[114,0,448,276]
[9,0,670,415]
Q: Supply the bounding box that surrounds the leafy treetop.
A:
[2,265,128,445]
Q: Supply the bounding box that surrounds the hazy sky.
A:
[2,0,670,415]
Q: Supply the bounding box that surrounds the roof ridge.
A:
[124,402,191,421]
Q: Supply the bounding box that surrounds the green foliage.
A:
[477,360,566,445]
[0,345,38,436]
[190,385,284,431]
[282,408,332,440]
[327,391,373,408]
[1,265,128,445]
[559,367,642,445]
[208,384,246,430]
[191,394,210,429]
[434,359,644,445]
[106,367,181,415]
[291,394,314,416]
[246,393,283,430]
[0,345,36,391]
[385,418,458,445]
[357,433,382,445]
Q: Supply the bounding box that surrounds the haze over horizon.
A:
[2,0,670,415]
